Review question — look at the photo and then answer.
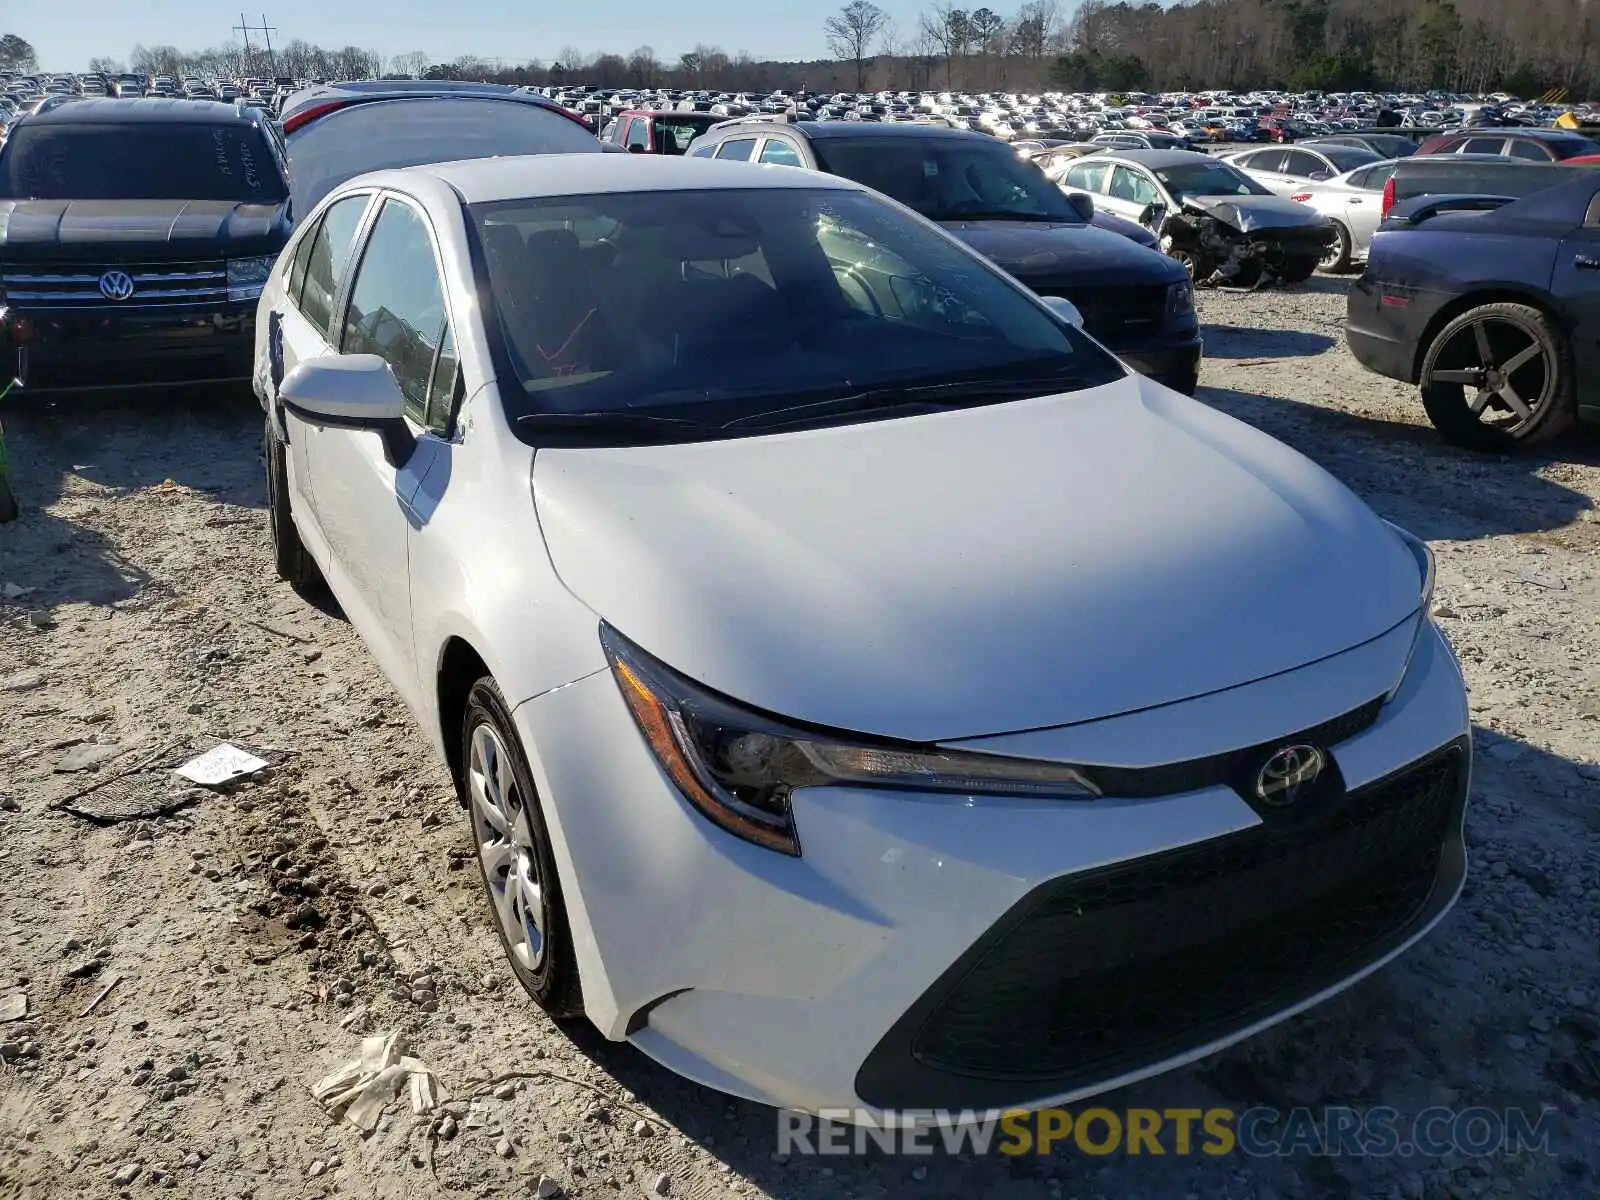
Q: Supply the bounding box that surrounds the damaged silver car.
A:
[1076,149,1337,288]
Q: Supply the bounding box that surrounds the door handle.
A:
[1577,254,1600,271]
[1348,198,1364,206]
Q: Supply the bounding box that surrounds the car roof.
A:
[1093,148,1214,168]
[16,97,259,125]
[708,120,991,144]
[280,80,565,126]
[397,153,863,204]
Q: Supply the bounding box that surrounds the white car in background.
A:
[253,153,1470,1119]
[1285,157,1402,272]
[1220,143,1382,196]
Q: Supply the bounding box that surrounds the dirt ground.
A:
[2,278,1599,1200]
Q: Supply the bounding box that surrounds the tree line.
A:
[11,0,1600,99]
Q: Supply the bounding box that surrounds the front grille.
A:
[1,261,228,308]
[1088,695,1384,799]
[1040,285,1168,338]
[857,744,1464,1108]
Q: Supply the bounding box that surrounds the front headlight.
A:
[1167,278,1195,315]
[602,624,1101,857]
[226,255,276,302]
[1384,520,1436,702]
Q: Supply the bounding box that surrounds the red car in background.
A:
[600,110,726,155]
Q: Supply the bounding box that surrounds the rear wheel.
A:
[264,417,323,586]
[1418,302,1575,452]
[1319,222,1353,273]
[462,678,583,1019]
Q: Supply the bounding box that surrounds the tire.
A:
[1319,222,1353,273]
[264,417,322,587]
[1280,254,1320,284]
[1165,246,1210,281]
[461,678,584,1020]
[1159,369,1200,396]
[1418,302,1575,452]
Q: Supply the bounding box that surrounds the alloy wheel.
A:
[1422,314,1554,436]
[468,721,545,972]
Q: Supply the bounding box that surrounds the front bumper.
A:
[513,620,1469,1118]
[1,302,256,391]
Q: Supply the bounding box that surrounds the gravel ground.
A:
[2,277,1598,1200]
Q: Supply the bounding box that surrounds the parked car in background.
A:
[1221,144,1382,195]
[600,109,725,155]
[1347,169,1600,450]
[1286,158,1401,272]
[280,80,600,215]
[1414,127,1600,161]
[0,98,291,390]
[259,151,1468,1122]
[1378,154,1577,219]
[1063,149,1334,285]
[1303,133,1418,159]
[686,120,1201,392]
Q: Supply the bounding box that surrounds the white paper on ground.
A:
[174,743,270,786]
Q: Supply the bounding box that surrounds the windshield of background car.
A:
[808,137,1079,222]
[287,97,598,214]
[653,118,713,153]
[1320,145,1381,172]
[0,122,286,201]
[471,187,1122,433]
[1153,160,1272,201]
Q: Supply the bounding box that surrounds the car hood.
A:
[1180,195,1332,232]
[533,376,1422,742]
[0,199,288,262]
[1090,209,1159,247]
[939,218,1183,286]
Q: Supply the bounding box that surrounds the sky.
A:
[22,1,940,73]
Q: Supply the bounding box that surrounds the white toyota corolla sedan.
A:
[253,153,1470,1119]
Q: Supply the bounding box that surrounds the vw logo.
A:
[1255,744,1325,807]
[98,270,136,302]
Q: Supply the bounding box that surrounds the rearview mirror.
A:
[279,354,415,467]
[1040,295,1084,328]
[1063,190,1094,221]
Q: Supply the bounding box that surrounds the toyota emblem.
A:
[1255,744,1325,807]
[98,270,136,302]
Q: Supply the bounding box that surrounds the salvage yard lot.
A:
[2,279,1599,1200]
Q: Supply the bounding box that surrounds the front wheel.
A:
[1417,302,1575,452]
[264,418,323,587]
[1279,254,1320,284]
[462,678,584,1019]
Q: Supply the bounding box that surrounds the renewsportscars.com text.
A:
[777,1106,1556,1158]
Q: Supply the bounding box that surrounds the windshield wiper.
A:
[517,411,723,439]
[931,210,1057,222]
[724,375,1089,432]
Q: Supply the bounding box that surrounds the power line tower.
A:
[231,13,279,76]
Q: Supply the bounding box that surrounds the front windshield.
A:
[471,187,1122,434]
[808,137,1079,222]
[1152,160,1272,202]
[0,123,287,202]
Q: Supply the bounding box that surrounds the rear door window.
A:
[1063,160,1110,193]
[297,193,372,334]
[716,138,757,162]
[1508,140,1553,161]
[1460,137,1506,155]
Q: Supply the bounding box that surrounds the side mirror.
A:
[1309,169,1332,181]
[1040,295,1084,328]
[1138,202,1168,230]
[1064,190,1094,221]
[627,143,647,154]
[279,353,415,467]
